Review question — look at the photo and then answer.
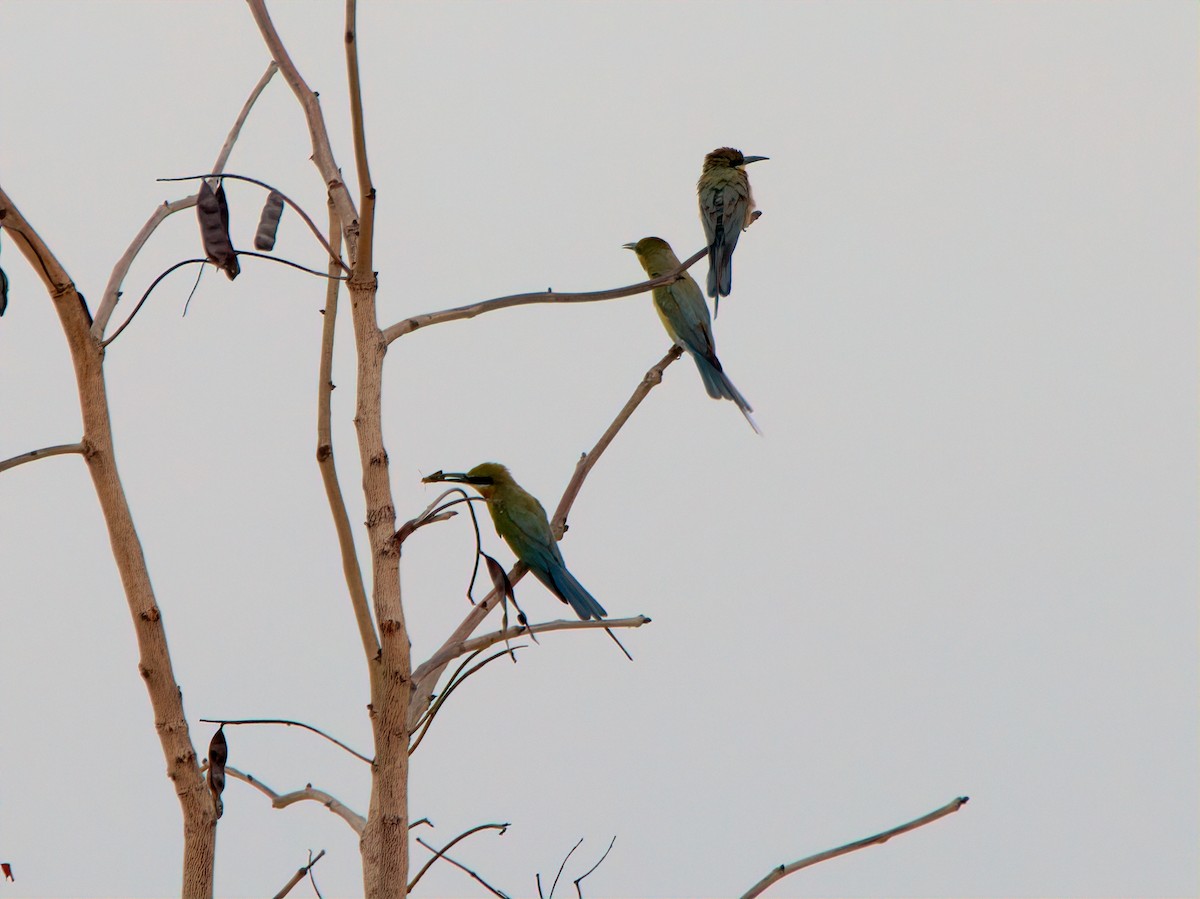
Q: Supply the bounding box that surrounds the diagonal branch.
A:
[408,348,680,727]
[738,796,970,899]
[408,823,509,892]
[380,248,707,344]
[414,837,512,899]
[551,345,681,537]
[92,62,278,338]
[271,849,326,899]
[0,442,85,475]
[224,765,366,834]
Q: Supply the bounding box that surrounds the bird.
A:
[697,146,767,308]
[422,463,607,620]
[624,237,759,433]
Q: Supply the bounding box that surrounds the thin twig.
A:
[224,765,366,834]
[381,248,706,344]
[409,349,677,727]
[270,848,325,899]
[101,258,208,347]
[395,489,483,544]
[307,849,325,899]
[418,617,649,695]
[414,837,511,899]
[314,205,379,661]
[408,646,527,754]
[0,442,84,475]
[92,62,278,337]
[547,835,583,897]
[408,823,509,892]
[574,836,616,899]
[198,717,371,764]
[738,796,970,899]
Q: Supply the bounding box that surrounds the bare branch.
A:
[408,823,509,892]
[414,837,512,899]
[543,838,583,899]
[420,617,649,686]
[199,717,371,764]
[271,849,325,899]
[0,442,84,475]
[224,765,366,835]
[551,345,682,537]
[381,248,707,344]
[245,0,360,260]
[344,0,375,277]
[574,836,616,899]
[395,488,477,545]
[314,206,379,661]
[213,62,278,175]
[92,62,278,337]
[409,348,678,726]
[408,646,528,755]
[738,796,970,899]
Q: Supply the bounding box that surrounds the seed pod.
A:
[253,190,285,251]
[0,235,8,316]
[482,553,515,607]
[207,726,228,819]
[196,180,240,280]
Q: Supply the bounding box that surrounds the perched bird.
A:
[625,237,759,433]
[423,463,607,620]
[697,147,768,307]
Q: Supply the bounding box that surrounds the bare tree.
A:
[0,4,965,897]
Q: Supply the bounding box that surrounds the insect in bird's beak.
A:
[423,471,493,486]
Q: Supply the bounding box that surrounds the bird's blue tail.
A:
[545,564,608,620]
[693,354,760,434]
[706,244,734,302]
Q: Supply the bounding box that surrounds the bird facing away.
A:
[423,463,608,620]
[697,147,768,307]
[625,237,760,434]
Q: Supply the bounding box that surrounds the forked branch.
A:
[738,796,970,899]
[314,205,378,661]
[409,348,679,726]
[271,849,326,899]
[92,62,278,337]
[245,0,360,259]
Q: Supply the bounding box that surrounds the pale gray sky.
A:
[0,2,1195,897]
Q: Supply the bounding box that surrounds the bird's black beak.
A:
[742,155,769,165]
[422,470,494,486]
[622,242,638,251]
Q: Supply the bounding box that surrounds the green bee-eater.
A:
[624,236,759,433]
[424,463,607,620]
[697,147,768,307]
